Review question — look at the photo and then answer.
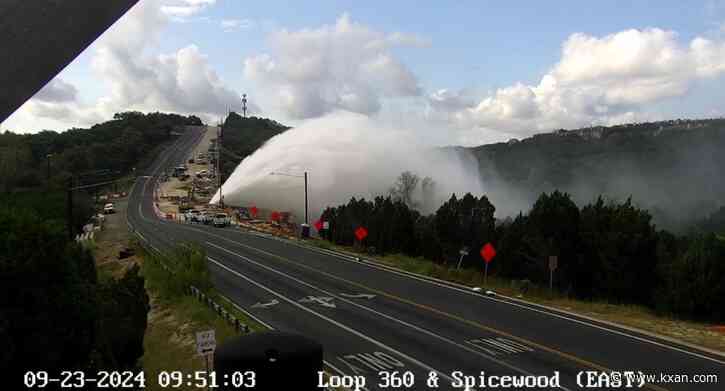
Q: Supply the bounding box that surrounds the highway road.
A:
[127,127,725,390]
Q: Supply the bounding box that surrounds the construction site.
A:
[155,126,303,240]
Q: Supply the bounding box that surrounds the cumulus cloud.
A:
[27,100,105,125]
[244,13,425,119]
[93,0,239,119]
[161,0,215,21]
[34,79,78,103]
[92,39,239,116]
[435,28,725,137]
[3,0,239,131]
[15,77,105,125]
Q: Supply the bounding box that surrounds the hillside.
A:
[0,111,202,190]
[219,112,289,178]
[0,111,201,232]
[466,118,725,231]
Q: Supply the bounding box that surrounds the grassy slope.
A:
[138,251,267,391]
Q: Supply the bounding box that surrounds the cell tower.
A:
[241,93,248,118]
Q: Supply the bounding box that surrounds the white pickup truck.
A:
[212,213,230,227]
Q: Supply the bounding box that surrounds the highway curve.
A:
[127,127,725,391]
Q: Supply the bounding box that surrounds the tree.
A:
[578,197,658,302]
[95,264,149,369]
[496,213,539,279]
[389,171,420,209]
[657,234,725,321]
[523,191,581,293]
[434,194,461,261]
[431,193,495,266]
[0,208,98,382]
[415,214,443,261]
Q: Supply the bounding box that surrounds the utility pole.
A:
[304,171,308,225]
[218,122,223,208]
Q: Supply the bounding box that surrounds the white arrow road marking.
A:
[339,293,376,299]
[298,296,336,308]
[251,299,279,309]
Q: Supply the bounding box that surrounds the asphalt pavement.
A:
[126,127,725,391]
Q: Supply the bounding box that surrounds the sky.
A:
[3,0,725,146]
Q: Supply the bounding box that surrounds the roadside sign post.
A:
[480,243,496,286]
[548,256,558,294]
[196,329,216,388]
[353,226,368,251]
[457,247,469,270]
[484,262,489,285]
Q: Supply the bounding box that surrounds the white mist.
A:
[211,111,486,222]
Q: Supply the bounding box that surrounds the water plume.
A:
[211,111,486,222]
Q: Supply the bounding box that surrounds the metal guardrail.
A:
[128,221,252,335]
[75,231,95,243]
[189,286,251,334]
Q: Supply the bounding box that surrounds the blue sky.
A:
[169,0,724,89]
[4,0,725,145]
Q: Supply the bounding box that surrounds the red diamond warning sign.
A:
[480,243,496,263]
[354,226,368,241]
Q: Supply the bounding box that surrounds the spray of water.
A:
[211,111,486,222]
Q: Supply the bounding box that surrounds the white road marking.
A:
[251,299,279,309]
[272,239,725,365]
[206,256,453,383]
[299,296,336,308]
[212,271,365,391]
[205,241,559,386]
[140,184,570,386]
[215,292,274,329]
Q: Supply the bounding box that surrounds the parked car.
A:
[103,203,115,214]
[213,213,230,227]
[199,211,213,225]
[186,209,201,222]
